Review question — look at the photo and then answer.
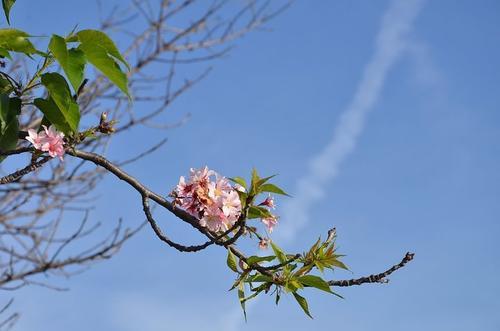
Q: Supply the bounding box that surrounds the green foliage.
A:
[247,205,273,219]
[49,35,86,92]
[0,3,130,162]
[299,237,349,274]
[227,249,239,273]
[0,29,37,55]
[229,176,247,189]
[0,93,20,161]
[47,30,130,96]
[238,282,247,321]
[36,73,80,135]
[0,76,14,94]
[259,183,290,196]
[224,214,348,319]
[297,275,333,294]
[0,47,11,59]
[2,0,15,24]
[270,241,287,264]
[292,292,312,318]
[76,30,129,69]
[75,29,130,97]
[246,255,275,265]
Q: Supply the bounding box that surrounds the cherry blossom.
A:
[42,125,65,159]
[200,205,227,232]
[172,167,242,232]
[259,195,275,209]
[261,215,279,233]
[26,129,48,150]
[25,125,65,160]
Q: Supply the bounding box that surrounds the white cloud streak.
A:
[278,0,426,242]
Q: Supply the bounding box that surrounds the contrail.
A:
[278,0,426,242]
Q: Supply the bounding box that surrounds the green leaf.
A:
[0,47,11,59]
[40,116,52,128]
[292,292,313,318]
[0,93,11,126]
[259,183,290,196]
[240,288,263,304]
[0,94,19,130]
[237,190,248,209]
[246,255,276,265]
[2,0,15,24]
[34,98,75,135]
[275,291,281,305]
[76,30,129,69]
[329,258,349,271]
[0,29,36,55]
[285,279,304,292]
[0,118,18,160]
[39,72,80,134]
[67,48,86,88]
[298,275,333,294]
[238,282,247,322]
[0,76,13,94]
[0,94,19,161]
[250,168,260,195]
[78,42,129,97]
[226,249,238,273]
[49,35,86,92]
[229,176,247,189]
[247,206,273,219]
[270,242,287,264]
[246,274,273,283]
[76,30,129,97]
[256,174,276,187]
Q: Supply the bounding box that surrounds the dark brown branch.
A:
[67,149,201,226]
[0,157,51,185]
[0,147,33,156]
[142,196,214,252]
[328,252,415,287]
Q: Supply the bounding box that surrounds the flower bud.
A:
[258,195,275,209]
[100,112,108,125]
[258,238,270,250]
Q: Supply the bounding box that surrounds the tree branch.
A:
[328,252,415,287]
[0,157,51,185]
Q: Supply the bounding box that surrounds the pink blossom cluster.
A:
[173,167,242,232]
[26,125,65,160]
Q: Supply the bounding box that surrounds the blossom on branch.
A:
[259,194,276,209]
[26,125,65,160]
[261,215,279,233]
[258,238,270,250]
[172,167,242,232]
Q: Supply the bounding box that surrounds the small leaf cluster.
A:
[227,235,348,319]
[230,168,288,220]
[225,170,348,319]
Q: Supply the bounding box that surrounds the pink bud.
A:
[259,195,275,209]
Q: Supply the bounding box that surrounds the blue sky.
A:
[5,0,500,330]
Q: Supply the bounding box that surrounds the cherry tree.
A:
[0,0,414,328]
